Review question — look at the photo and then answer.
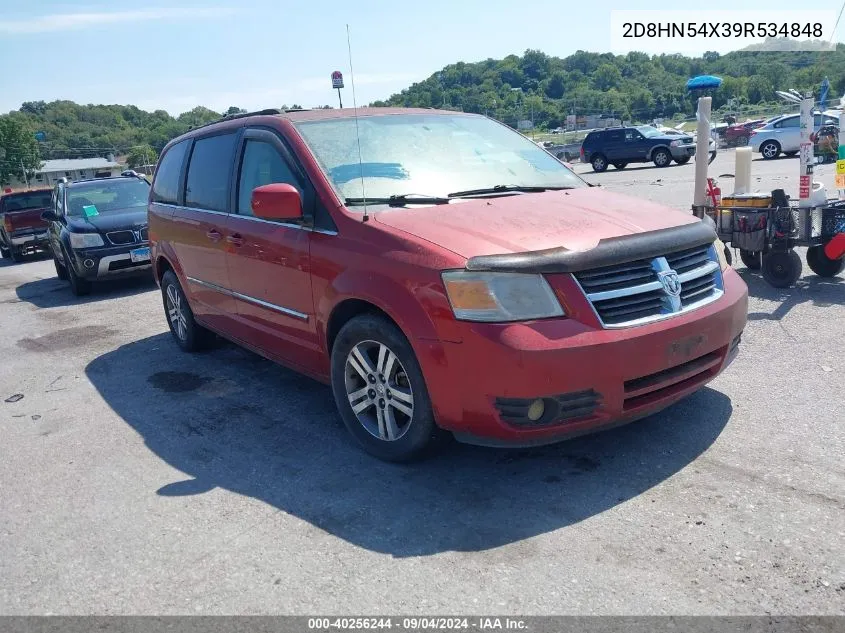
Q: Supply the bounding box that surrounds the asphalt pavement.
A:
[0,150,843,614]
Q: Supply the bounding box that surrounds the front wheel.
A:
[331,314,440,462]
[63,250,91,296]
[53,254,68,280]
[674,156,691,165]
[161,270,214,351]
[807,245,845,277]
[762,250,802,288]
[652,148,671,167]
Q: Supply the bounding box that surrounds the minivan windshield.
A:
[66,179,150,217]
[294,113,585,207]
[1,190,52,212]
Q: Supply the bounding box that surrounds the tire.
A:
[161,270,214,352]
[735,136,749,147]
[739,249,763,270]
[652,148,671,167]
[806,245,845,278]
[612,162,627,169]
[330,313,440,462]
[762,250,802,288]
[591,154,608,173]
[63,250,91,296]
[784,151,798,157]
[9,247,22,263]
[53,254,68,280]
[674,156,691,165]
[0,245,9,259]
[760,140,781,160]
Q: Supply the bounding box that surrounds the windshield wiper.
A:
[447,185,575,198]
[344,193,451,207]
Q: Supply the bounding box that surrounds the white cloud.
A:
[0,8,238,34]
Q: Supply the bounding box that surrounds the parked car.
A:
[0,188,52,262]
[537,140,582,162]
[41,174,152,295]
[750,113,839,159]
[149,107,747,462]
[580,125,696,172]
[723,119,765,147]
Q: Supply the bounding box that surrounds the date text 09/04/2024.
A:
[308,617,528,630]
[622,22,823,38]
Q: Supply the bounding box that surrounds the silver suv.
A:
[750,113,839,159]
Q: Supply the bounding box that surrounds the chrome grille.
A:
[106,230,136,245]
[574,243,723,328]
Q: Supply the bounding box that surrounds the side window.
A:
[185,133,238,212]
[152,139,189,205]
[236,140,302,217]
[624,130,637,142]
[775,117,799,129]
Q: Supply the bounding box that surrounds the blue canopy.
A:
[686,75,723,90]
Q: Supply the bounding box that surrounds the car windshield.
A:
[1,190,52,212]
[66,179,150,217]
[635,125,663,138]
[294,113,585,206]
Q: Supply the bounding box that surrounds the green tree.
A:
[126,144,158,169]
[0,116,41,186]
[593,64,621,91]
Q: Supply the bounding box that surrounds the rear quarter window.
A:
[152,139,190,205]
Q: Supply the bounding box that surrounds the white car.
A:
[750,113,839,159]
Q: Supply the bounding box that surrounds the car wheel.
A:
[591,154,608,173]
[161,270,214,352]
[674,156,691,165]
[806,245,845,277]
[64,250,91,296]
[9,247,22,263]
[739,249,763,270]
[53,254,68,280]
[0,245,9,259]
[612,162,627,169]
[736,136,749,147]
[652,148,671,167]
[331,314,440,462]
[762,250,802,288]
[760,141,781,160]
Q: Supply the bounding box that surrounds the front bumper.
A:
[670,144,696,159]
[419,268,748,446]
[10,230,49,247]
[69,243,152,279]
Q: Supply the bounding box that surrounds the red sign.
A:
[331,71,344,89]
[799,175,811,198]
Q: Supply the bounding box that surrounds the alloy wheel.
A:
[166,284,188,341]
[344,340,414,442]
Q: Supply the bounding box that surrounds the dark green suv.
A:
[580,125,696,172]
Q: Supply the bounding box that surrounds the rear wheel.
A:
[806,245,845,277]
[735,135,749,147]
[331,314,440,462]
[762,250,802,288]
[591,154,608,173]
[760,140,781,160]
[612,162,627,169]
[739,249,763,270]
[674,156,691,165]
[652,148,671,167]
[161,270,214,352]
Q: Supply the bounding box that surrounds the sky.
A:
[0,0,843,116]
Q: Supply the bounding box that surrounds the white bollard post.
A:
[734,147,752,195]
[798,95,814,208]
[693,96,712,208]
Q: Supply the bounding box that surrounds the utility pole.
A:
[20,160,29,188]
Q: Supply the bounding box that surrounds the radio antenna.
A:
[347,24,369,222]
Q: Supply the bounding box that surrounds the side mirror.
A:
[41,210,59,222]
[251,183,302,221]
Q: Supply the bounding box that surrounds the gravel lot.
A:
[1,150,843,614]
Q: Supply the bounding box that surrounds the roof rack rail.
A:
[187,108,282,132]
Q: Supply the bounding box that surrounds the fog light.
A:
[527,399,545,422]
[83,259,95,269]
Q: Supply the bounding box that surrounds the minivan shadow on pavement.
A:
[737,268,845,321]
[85,333,733,557]
[15,274,157,308]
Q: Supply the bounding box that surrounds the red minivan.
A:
[149,108,748,462]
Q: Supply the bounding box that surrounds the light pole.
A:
[512,87,535,139]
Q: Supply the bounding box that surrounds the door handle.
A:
[206,229,222,242]
[226,233,244,247]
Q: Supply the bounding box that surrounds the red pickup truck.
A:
[0,188,53,262]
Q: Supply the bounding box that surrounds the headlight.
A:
[441,271,565,322]
[714,239,730,271]
[69,232,104,248]
[670,140,681,147]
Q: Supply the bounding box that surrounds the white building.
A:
[21,157,123,188]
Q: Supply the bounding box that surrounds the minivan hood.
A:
[66,208,147,233]
[372,188,700,259]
